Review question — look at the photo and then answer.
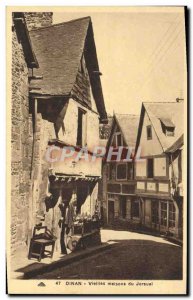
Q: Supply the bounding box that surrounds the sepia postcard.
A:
[6,6,188,295]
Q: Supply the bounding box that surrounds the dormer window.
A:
[160,118,175,137]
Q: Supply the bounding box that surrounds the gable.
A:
[107,114,139,152]
[144,102,184,151]
[135,101,184,157]
[137,110,163,157]
[115,114,139,147]
[29,16,107,123]
[109,121,126,148]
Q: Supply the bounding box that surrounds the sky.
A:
[53,7,186,116]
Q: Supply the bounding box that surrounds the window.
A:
[151,200,159,224]
[117,133,122,146]
[111,132,123,147]
[131,200,140,218]
[147,158,154,178]
[116,163,127,180]
[169,203,176,228]
[127,162,133,180]
[165,127,175,136]
[146,125,152,140]
[160,202,167,226]
[160,118,175,136]
[77,108,86,147]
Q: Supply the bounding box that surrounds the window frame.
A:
[165,127,175,137]
[147,158,154,179]
[160,201,167,227]
[116,163,127,181]
[127,161,133,180]
[76,107,86,147]
[169,202,176,228]
[111,132,123,147]
[146,125,152,140]
[160,119,175,137]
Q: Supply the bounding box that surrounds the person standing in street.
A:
[58,199,68,254]
[58,197,76,254]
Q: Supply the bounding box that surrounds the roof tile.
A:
[29,17,90,95]
[115,114,140,147]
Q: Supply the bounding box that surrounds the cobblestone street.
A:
[33,229,182,280]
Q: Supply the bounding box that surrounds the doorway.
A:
[151,200,159,228]
[108,200,115,224]
[120,196,127,219]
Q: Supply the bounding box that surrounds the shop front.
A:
[140,196,180,237]
[43,174,101,252]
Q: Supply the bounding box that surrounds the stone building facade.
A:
[11,12,107,255]
[11,12,46,254]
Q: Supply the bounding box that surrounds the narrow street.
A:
[33,229,182,280]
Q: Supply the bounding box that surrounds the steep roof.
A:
[115,114,140,147]
[135,101,184,153]
[29,17,90,95]
[29,17,107,122]
[165,134,184,153]
[107,114,140,149]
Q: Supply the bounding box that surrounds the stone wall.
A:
[11,11,104,256]
[11,26,32,255]
[24,12,53,31]
[11,12,53,255]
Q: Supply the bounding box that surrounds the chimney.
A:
[176,98,184,103]
[24,12,53,31]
